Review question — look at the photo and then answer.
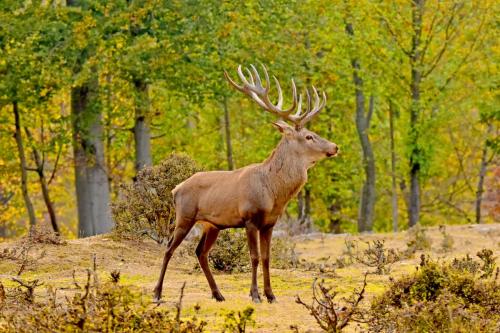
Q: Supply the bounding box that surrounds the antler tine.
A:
[244,67,255,85]
[237,65,252,87]
[224,70,245,92]
[297,88,327,128]
[306,88,312,113]
[224,63,302,124]
[273,76,284,109]
[312,86,320,111]
[281,78,298,114]
[294,93,304,118]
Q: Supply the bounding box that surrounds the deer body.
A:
[154,64,338,303]
[174,138,311,229]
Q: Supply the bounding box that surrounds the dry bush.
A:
[294,272,368,332]
[333,240,356,269]
[352,240,400,275]
[404,224,431,257]
[299,256,338,278]
[438,225,454,252]
[112,154,201,244]
[208,229,249,273]
[271,236,299,269]
[185,229,299,273]
[368,253,500,333]
[0,241,45,276]
[0,270,206,333]
[28,225,66,245]
[451,249,497,279]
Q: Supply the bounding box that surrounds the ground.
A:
[1,224,499,332]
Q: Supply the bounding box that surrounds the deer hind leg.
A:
[153,215,196,302]
[195,224,224,301]
[246,224,261,303]
[260,226,276,303]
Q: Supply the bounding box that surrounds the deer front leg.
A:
[196,225,224,301]
[153,217,195,303]
[259,226,276,303]
[246,224,261,303]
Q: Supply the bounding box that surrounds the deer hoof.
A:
[250,292,262,303]
[266,294,276,303]
[212,291,225,302]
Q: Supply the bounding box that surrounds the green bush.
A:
[369,253,500,333]
[222,306,255,333]
[112,154,201,244]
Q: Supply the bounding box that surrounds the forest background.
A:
[0,0,498,239]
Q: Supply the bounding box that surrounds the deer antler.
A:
[224,64,327,129]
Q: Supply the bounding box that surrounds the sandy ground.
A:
[1,223,499,332]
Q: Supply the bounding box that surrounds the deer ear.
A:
[272,120,294,135]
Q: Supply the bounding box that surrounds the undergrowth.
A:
[112,154,201,244]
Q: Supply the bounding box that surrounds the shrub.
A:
[404,224,431,257]
[222,306,255,333]
[0,271,206,333]
[295,272,368,332]
[208,229,249,273]
[439,225,454,252]
[368,253,500,333]
[271,236,299,269]
[112,154,201,244]
[187,229,299,273]
[352,240,400,275]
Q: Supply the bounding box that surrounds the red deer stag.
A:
[154,64,338,303]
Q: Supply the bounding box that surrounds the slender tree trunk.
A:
[296,188,311,228]
[13,101,37,231]
[0,190,12,237]
[24,128,59,234]
[345,22,376,233]
[475,124,493,224]
[133,80,152,173]
[389,101,398,232]
[297,191,305,222]
[328,203,342,234]
[71,82,113,237]
[222,95,234,170]
[408,0,424,227]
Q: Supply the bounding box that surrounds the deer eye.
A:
[306,135,313,140]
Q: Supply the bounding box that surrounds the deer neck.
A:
[261,138,308,203]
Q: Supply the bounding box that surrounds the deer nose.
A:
[326,145,339,157]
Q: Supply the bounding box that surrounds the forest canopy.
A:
[0,0,498,238]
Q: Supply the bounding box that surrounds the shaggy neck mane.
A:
[260,137,308,202]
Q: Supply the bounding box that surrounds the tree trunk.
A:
[222,95,234,170]
[297,188,312,229]
[389,101,398,232]
[408,0,424,227]
[328,203,342,234]
[345,22,376,233]
[24,128,59,234]
[71,82,113,237]
[133,80,152,173]
[13,101,37,231]
[475,124,493,224]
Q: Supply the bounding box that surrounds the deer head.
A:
[224,64,338,167]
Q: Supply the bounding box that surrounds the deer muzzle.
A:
[326,144,339,157]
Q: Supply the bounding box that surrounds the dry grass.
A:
[1,224,499,332]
